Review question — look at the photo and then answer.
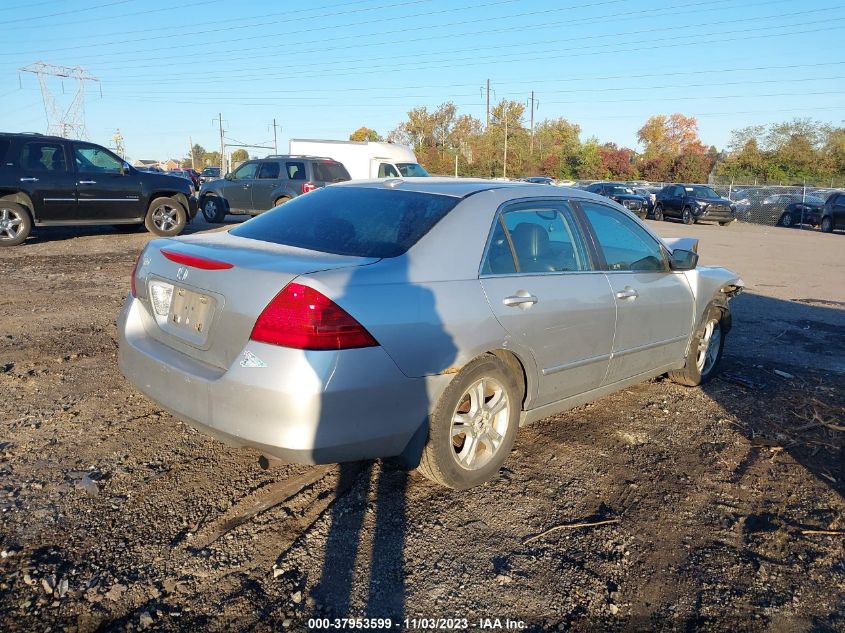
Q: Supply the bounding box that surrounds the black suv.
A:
[821,191,845,233]
[583,182,648,219]
[0,133,197,246]
[654,184,736,225]
[199,155,351,223]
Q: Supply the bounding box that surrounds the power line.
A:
[4,0,132,25]
[24,0,636,63]
[88,0,807,80]
[97,16,845,86]
[5,0,222,30]
[94,74,844,103]
[88,0,802,76]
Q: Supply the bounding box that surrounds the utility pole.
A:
[269,118,282,154]
[528,91,538,156]
[503,103,509,179]
[189,136,195,170]
[213,113,225,174]
[486,79,491,129]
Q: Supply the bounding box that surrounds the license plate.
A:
[169,287,213,334]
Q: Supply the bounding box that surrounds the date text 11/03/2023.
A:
[307,617,527,629]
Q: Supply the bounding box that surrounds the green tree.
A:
[230,149,249,164]
[349,127,381,142]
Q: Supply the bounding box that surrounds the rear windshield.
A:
[230,186,458,258]
[311,161,350,183]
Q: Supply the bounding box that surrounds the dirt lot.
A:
[0,218,843,632]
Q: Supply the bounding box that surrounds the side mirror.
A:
[121,162,131,175]
[224,172,233,181]
[670,249,698,271]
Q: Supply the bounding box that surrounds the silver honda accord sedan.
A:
[119,179,743,489]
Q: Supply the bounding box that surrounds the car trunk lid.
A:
[133,231,379,369]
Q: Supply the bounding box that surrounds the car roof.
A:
[332,177,607,200]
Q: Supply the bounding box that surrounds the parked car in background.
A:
[654,184,736,225]
[119,179,743,489]
[0,132,196,245]
[821,191,845,233]
[583,182,648,219]
[170,167,200,189]
[633,186,656,215]
[769,195,824,227]
[199,166,221,184]
[198,155,351,222]
[520,176,555,185]
[289,139,428,179]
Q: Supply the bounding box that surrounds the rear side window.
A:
[231,186,458,258]
[21,142,67,172]
[482,203,591,275]
[0,138,11,165]
[258,162,280,179]
[286,162,306,180]
[311,161,350,183]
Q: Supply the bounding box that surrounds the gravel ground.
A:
[0,218,843,632]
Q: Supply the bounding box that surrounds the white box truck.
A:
[288,139,429,180]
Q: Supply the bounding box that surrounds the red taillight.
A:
[250,283,377,350]
[301,182,317,194]
[130,251,142,297]
[160,248,233,270]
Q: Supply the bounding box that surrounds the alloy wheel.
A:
[449,377,510,471]
[696,319,721,376]
[0,207,24,241]
[152,203,178,231]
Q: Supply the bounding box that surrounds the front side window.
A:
[396,162,429,177]
[74,144,121,173]
[581,201,668,272]
[22,142,67,172]
[378,163,399,177]
[258,162,280,179]
[481,203,591,275]
[231,162,258,180]
[286,162,306,180]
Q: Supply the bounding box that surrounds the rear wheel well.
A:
[0,191,35,220]
[489,349,528,409]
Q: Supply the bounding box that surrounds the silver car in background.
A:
[119,179,743,489]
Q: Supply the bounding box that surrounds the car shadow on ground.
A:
[702,292,845,500]
[303,251,458,625]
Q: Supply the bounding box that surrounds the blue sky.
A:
[1,0,843,162]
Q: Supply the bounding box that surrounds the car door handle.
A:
[503,293,538,308]
[616,287,639,300]
[78,180,97,185]
[242,184,250,189]
[20,177,39,182]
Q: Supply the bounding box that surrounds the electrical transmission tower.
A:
[111,128,125,158]
[19,61,99,139]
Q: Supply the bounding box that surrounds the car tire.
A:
[273,196,291,208]
[0,202,32,247]
[779,212,795,228]
[201,196,226,223]
[417,354,520,490]
[820,216,833,233]
[653,204,664,221]
[668,306,726,387]
[145,197,187,237]
[682,207,695,225]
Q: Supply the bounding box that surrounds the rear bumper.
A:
[118,296,446,464]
